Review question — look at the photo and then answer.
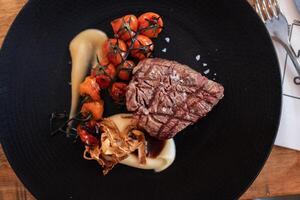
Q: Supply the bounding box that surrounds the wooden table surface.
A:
[1,0,300,199]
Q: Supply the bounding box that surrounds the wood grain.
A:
[0,144,34,200]
[0,0,27,46]
[1,0,300,199]
[241,146,300,199]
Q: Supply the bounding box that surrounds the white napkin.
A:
[273,0,300,150]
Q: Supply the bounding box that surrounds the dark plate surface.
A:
[0,0,281,199]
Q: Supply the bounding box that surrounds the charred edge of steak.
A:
[126,58,224,140]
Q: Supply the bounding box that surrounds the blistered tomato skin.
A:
[111,14,138,41]
[110,82,128,101]
[79,76,101,101]
[117,60,135,81]
[127,35,154,60]
[138,12,163,38]
[102,38,127,66]
[77,125,99,147]
[81,100,104,121]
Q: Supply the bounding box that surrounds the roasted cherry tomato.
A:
[104,63,117,79]
[83,120,101,138]
[110,82,128,101]
[77,125,98,146]
[102,38,127,66]
[81,100,104,120]
[85,120,97,129]
[117,60,135,81]
[79,76,100,101]
[128,35,153,60]
[138,12,163,38]
[91,59,116,89]
[95,74,111,89]
[91,59,116,79]
[111,14,138,41]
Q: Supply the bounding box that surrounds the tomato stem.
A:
[50,112,92,137]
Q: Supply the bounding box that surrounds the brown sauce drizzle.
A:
[145,134,166,158]
[133,134,166,158]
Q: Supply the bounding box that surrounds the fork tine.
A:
[255,0,265,22]
[262,0,272,20]
[273,0,281,16]
[267,0,278,18]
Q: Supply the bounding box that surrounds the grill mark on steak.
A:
[143,83,161,110]
[143,65,193,133]
[142,80,154,88]
[155,82,192,135]
[153,113,194,123]
[148,114,163,125]
[143,63,155,77]
[126,58,224,140]
[158,118,174,139]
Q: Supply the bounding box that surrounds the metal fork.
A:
[254,0,300,84]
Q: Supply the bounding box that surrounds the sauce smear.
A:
[145,135,166,158]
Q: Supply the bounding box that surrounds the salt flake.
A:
[170,71,180,81]
[203,69,210,74]
[195,54,201,61]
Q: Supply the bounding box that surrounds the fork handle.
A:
[272,36,300,76]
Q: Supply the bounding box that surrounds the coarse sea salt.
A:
[162,48,167,53]
[203,69,210,74]
[182,92,187,100]
[195,54,201,61]
[203,63,208,67]
[165,37,170,43]
[170,71,180,81]
[143,109,149,115]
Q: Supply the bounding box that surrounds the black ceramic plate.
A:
[0,0,281,199]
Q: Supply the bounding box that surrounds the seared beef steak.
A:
[126,58,224,140]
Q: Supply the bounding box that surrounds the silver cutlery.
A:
[294,0,300,13]
[254,0,300,84]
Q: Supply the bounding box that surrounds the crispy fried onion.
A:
[83,118,146,175]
